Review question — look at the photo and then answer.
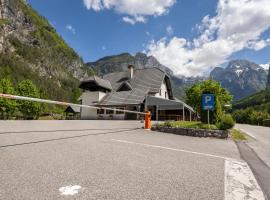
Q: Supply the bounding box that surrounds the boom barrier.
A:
[0,93,152,129]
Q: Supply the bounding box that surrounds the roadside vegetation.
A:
[0,78,66,120]
[230,129,248,141]
[232,88,270,127]
[157,121,218,130]
[156,80,235,131]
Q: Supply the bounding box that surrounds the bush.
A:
[263,119,270,127]
[216,114,235,130]
[163,121,174,128]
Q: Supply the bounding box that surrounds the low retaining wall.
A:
[151,126,228,139]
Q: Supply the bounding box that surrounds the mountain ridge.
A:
[88,53,268,101]
[0,0,93,101]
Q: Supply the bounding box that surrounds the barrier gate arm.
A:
[0,93,152,129]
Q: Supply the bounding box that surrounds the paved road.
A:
[236,124,270,167]
[0,121,263,200]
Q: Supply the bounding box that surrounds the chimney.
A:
[128,65,134,79]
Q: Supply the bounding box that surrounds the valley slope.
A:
[0,0,93,102]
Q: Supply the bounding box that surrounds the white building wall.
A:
[155,80,169,99]
[81,91,106,120]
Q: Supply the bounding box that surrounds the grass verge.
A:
[230,129,248,141]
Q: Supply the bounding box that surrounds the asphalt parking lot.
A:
[0,121,265,200]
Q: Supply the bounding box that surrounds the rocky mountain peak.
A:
[211,59,268,100]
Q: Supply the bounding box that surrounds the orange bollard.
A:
[144,111,151,129]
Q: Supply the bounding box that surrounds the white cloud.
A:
[260,62,270,70]
[102,45,106,50]
[122,15,146,25]
[65,25,76,34]
[83,0,176,24]
[246,38,270,51]
[146,31,150,36]
[166,25,174,35]
[147,0,270,77]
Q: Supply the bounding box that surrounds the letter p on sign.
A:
[202,94,214,111]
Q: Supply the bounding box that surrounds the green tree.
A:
[186,79,232,123]
[0,78,17,119]
[16,80,41,119]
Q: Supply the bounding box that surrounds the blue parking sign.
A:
[202,94,215,110]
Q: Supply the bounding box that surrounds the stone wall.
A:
[151,126,228,139]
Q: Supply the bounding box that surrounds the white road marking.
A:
[59,185,82,196]
[225,159,265,200]
[238,128,257,139]
[112,139,265,200]
[111,139,233,160]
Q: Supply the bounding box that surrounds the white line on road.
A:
[225,159,265,200]
[238,128,257,139]
[111,139,233,160]
[112,139,265,200]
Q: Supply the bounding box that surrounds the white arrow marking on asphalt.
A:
[59,185,82,196]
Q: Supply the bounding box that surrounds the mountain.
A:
[210,60,268,101]
[88,52,174,76]
[87,52,204,99]
[233,87,270,110]
[267,65,270,87]
[0,0,93,101]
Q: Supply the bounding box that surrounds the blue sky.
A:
[28,0,270,77]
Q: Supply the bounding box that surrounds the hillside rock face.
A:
[87,52,173,76]
[0,0,92,101]
[87,52,203,99]
[210,60,268,100]
[267,65,270,88]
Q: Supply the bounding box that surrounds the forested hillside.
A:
[0,0,94,102]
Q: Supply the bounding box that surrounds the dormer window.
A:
[117,81,132,92]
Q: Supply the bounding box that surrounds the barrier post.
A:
[144,111,151,129]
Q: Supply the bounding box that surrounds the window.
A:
[97,109,105,114]
[165,92,167,99]
[106,109,114,115]
[116,108,124,114]
[159,89,162,96]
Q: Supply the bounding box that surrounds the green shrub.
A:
[163,121,174,128]
[216,114,235,130]
[263,119,270,127]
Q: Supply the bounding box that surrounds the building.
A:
[79,65,195,120]
[65,105,80,120]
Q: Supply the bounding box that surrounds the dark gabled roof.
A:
[79,75,112,91]
[103,67,166,92]
[117,81,132,91]
[99,88,149,106]
[98,68,169,106]
[65,105,81,113]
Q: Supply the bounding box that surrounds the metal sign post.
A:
[202,94,215,126]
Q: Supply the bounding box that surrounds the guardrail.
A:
[0,93,152,129]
